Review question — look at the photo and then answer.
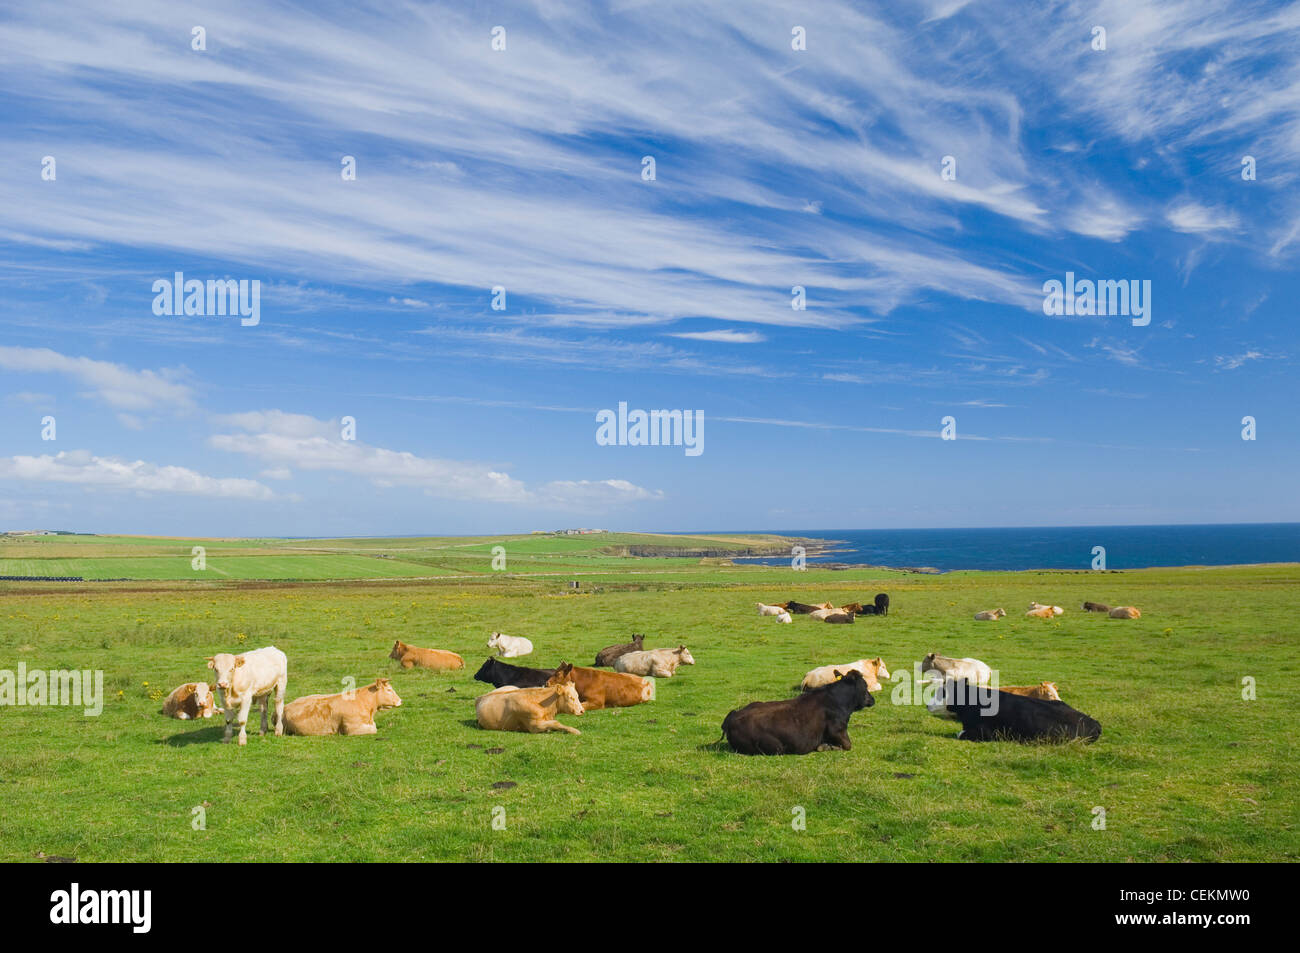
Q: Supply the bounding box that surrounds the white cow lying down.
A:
[801,657,891,692]
[207,646,288,746]
[488,632,534,658]
[614,646,695,678]
[920,652,992,687]
[756,602,786,617]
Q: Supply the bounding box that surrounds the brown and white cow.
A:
[801,658,890,692]
[474,663,585,734]
[283,678,403,736]
[569,665,654,709]
[207,646,288,746]
[974,608,1007,621]
[1109,606,1141,619]
[389,640,464,671]
[160,682,221,720]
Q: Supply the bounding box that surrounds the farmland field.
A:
[0,533,1297,862]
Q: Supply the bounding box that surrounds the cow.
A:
[206,646,288,746]
[810,607,855,623]
[389,640,464,671]
[614,645,695,678]
[1025,606,1056,619]
[721,669,874,755]
[998,681,1062,701]
[474,663,584,734]
[1082,601,1112,613]
[569,665,654,709]
[1109,606,1141,619]
[593,633,644,667]
[283,678,402,736]
[756,602,786,617]
[475,657,653,707]
[920,653,992,686]
[974,608,1006,621]
[782,600,823,615]
[775,611,792,623]
[487,632,534,658]
[927,679,1101,743]
[160,682,221,720]
[842,593,890,616]
[474,657,553,689]
[1029,602,1065,616]
[801,657,890,692]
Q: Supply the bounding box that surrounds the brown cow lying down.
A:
[999,681,1061,701]
[284,678,403,736]
[570,665,654,709]
[389,639,464,671]
[1109,606,1141,619]
[160,682,221,719]
[475,663,584,734]
[722,670,874,755]
[593,633,644,667]
[1082,601,1111,613]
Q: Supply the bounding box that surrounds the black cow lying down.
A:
[722,670,874,755]
[930,680,1101,743]
[474,657,554,689]
[782,600,823,614]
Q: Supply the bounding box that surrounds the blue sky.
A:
[1,0,1297,536]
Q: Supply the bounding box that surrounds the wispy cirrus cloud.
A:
[0,346,193,411]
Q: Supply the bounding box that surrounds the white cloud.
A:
[0,346,193,411]
[1167,201,1239,234]
[668,329,766,344]
[210,411,661,508]
[0,450,274,500]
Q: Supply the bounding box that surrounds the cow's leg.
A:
[342,719,377,735]
[401,657,415,669]
[236,694,253,746]
[222,702,235,743]
[537,720,581,735]
[824,726,852,751]
[273,676,286,736]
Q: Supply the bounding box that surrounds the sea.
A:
[716,523,1300,572]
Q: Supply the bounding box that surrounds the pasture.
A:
[0,537,1297,862]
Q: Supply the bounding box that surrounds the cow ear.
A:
[833,670,843,680]
[205,657,215,668]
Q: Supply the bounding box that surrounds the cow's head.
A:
[547,662,584,716]
[834,669,874,709]
[921,652,939,673]
[995,608,1006,618]
[473,657,502,684]
[870,657,891,682]
[371,677,402,710]
[389,640,405,661]
[206,653,243,693]
[675,645,695,665]
[487,632,502,649]
[631,633,645,648]
[1039,681,1061,701]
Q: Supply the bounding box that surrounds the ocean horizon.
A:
[700,523,1300,572]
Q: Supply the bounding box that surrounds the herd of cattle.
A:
[157,590,1118,755]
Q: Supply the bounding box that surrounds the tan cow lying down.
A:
[974,608,1006,621]
[999,681,1061,701]
[1029,602,1065,616]
[161,682,221,720]
[801,658,890,692]
[1025,606,1056,619]
[1109,606,1141,619]
[475,663,584,734]
[284,678,403,736]
[614,645,695,678]
[810,607,855,623]
[207,646,288,746]
[389,640,464,671]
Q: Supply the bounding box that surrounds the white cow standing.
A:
[206,646,288,746]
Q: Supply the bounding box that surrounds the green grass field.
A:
[1,534,1296,862]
